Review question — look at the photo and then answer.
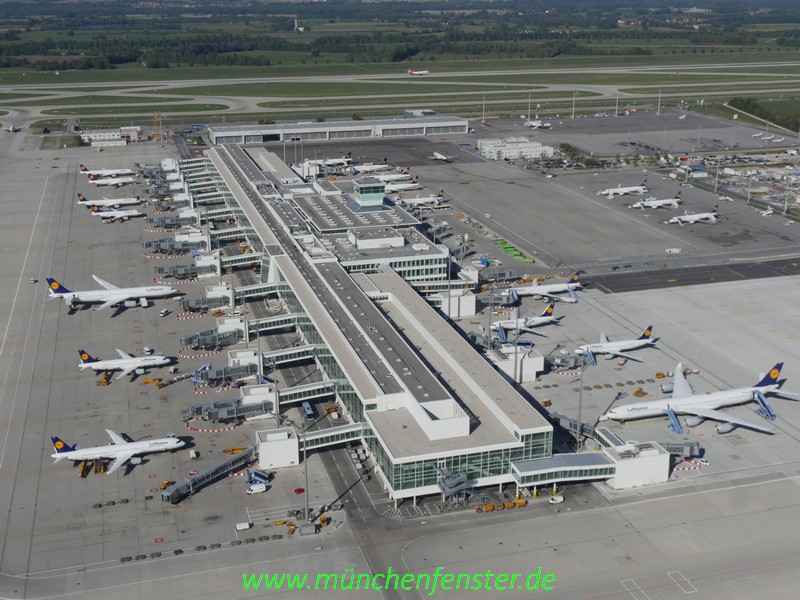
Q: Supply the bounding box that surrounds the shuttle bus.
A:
[301,401,315,421]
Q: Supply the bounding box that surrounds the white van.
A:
[246,483,267,495]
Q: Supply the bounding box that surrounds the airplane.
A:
[350,163,391,174]
[773,137,785,143]
[51,429,185,475]
[500,271,584,303]
[575,325,656,363]
[678,114,687,120]
[398,190,445,208]
[524,119,551,129]
[80,164,135,178]
[431,152,455,162]
[46,275,178,311]
[597,179,648,198]
[598,362,790,434]
[385,176,420,193]
[88,175,137,187]
[751,132,763,138]
[492,303,562,334]
[376,168,411,182]
[5,122,20,132]
[77,193,140,209]
[667,205,718,225]
[762,134,775,141]
[78,349,170,380]
[630,192,683,210]
[90,205,144,222]
[408,69,430,76]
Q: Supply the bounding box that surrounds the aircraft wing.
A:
[671,363,693,399]
[105,429,127,445]
[116,349,133,359]
[115,365,137,380]
[605,350,642,362]
[677,406,773,433]
[94,293,130,311]
[106,451,136,475]
[519,327,548,337]
[92,275,120,290]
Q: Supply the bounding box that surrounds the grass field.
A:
[40,103,228,116]
[0,95,191,107]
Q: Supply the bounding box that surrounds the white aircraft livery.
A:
[501,271,584,303]
[77,193,140,209]
[597,179,648,198]
[88,175,137,187]
[575,325,656,363]
[667,205,718,225]
[46,275,178,311]
[399,190,445,208]
[78,349,170,380]
[630,192,682,210]
[492,303,562,334]
[599,362,787,434]
[375,168,411,182]
[51,430,185,475]
[431,152,455,162]
[408,69,430,76]
[90,205,143,222]
[385,176,420,193]
[80,164,135,178]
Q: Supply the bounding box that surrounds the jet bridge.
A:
[202,207,243,222]
[161,446,255,504]
[261,344,317,367]
[275,380,337,406]
[209,225,255,242]
[235,281,291,302]
[246,312,305,336]
[180,328,243,351]
[154,264,216,279]
[221,252,263,269]
[149,215,196,229]
[299,422,363,451]
[185,398,271,422]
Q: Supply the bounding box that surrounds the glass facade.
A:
[515,466,615,486]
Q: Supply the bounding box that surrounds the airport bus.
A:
[301,401,315,422]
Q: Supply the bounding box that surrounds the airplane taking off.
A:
[80,164,135,178]
[78,349,170,380]
[630,192,683,210]
[90,205,144,222]
[599,362,789,434]
[575,325,656,363]
[89,175,137,187]
[597,179,648,198]
[667,205,718,225]
[492,303,562,334]
[46,275,178,311]
[51,430,185,475]
[376,168,411,182]
[385,176,420,193]
[398,190,445,208]
[431,152,455,162]
[78,193,140,209]
[408,69,430,76]
[501,271,584,303]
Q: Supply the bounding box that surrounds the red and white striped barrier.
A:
[674,460,704,471]
[184,419,240,433]
[193,387,209,395]
[143,253,184,260]
[178,347,221,359]
[144,227,178,233]
[554,369,581,377]
[153,277,198,285]
[175,312,208,320]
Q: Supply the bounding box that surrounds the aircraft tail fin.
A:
[79,164,88,173]
[79,350,99,364]
[711,204,719,214]
[51,436,75,456]
[541,302,555,318]
[46,278,71,295]
[401,167,410,174]
[410,176,418,184]
[755,363,783,388]
[77,193,90,204]
[638,325,654,340]
[641,178,648,187]
[436,190,444,199]
[568,270,584,284]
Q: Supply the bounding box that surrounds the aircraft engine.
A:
[124,300,137,308]
[129,457,142,465]
[685,416,703,428]
[135,368,145,375]
[715,422,735,434]
[139,297,148,307]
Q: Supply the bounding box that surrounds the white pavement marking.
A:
[668,570,698,594]
[621,578,653,600]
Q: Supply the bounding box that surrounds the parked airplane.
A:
[630,192,683,210]
[88,175,137,187]
[597,180,648,198]
[773,137,785,143]
[492,303,562,335]
[51,429,185,475]
[376,168,411,182]
[431,152,455,162]
[678,114,687,120]
[408,69,430,76]
[90,205,143,222]
[77,193,140,209]
[398,190,445,208]
[599,362,789,434]
[752,132,763,138]
[667,205,718,225]
[80,164,135,178]
[575,325,656,363]
[350,163,391,174]
[5,122,20,132]
[385,176,420,193]
[524,119,551,129]
[46,275,178,311]
[501,271,584,302]
[78,349,170,380]
[762,134,775,141]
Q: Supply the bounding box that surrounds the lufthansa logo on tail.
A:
[546,307,553,314]
[644,329,651,336]
[54,440,64,449]
[769,368,780,380]
[50,281,59,290]
[81,353,89,360]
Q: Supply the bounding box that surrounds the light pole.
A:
[657,87,661,116]
[571,91,576,120]
[575,354,586,453]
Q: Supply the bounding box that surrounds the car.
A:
[246,483,267,495]
[695,458,710,466]
[142,346,153,355]
[484,214,492,219]
[159,309,170,317]
[548,495,565,504]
